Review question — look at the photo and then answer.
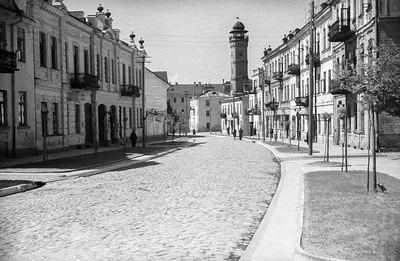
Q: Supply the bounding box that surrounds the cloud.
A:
[170,74,180,83]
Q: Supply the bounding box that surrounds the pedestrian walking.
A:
[239,128,243,140]
[254,128,257,136]
[130,130,137,148]
[233,129,237,140]
[192,129,196,136]
[227,126,230,135]
[270,128,274,141]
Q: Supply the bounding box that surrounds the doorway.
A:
[84,103,93,145]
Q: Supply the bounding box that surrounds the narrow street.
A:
[0,135,280,261]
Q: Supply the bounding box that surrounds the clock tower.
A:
[229,17,250,95]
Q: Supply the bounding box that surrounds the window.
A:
[322,28,326,51]
[181,109,185,115]
[0,21,6,49]
[84,49,89,74]
[17,27,26,62]
[128,66,132,85]
[135,68,138,85]
[75,104,80,134]
[104,57,109,82]
[41,102,48,137]
[181,97,184,103]
[51,36,57,69]
[328,70,331,91]
[18,92,27,125]
[0,91,6,126]
[73,45,79,74]
[129,108,133,128]
[111,59,115,83]
[39,32,47,67]
[52,103,59,135]
[318,114,321,134]
[96,54,100,79]
[206,110,210,117]
[206,122,210,130]
[323,71,327,93]
[206,100,210,106]
[122,63,126,86]
[65,42,69,73]
[347,103,351,130]
[360,106,365,132]
[354,102,358,131]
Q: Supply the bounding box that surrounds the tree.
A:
[167,100,173,115]
[339,41,400,192]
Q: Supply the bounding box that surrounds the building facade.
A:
[0,0,167,158]
[190,91,229,132]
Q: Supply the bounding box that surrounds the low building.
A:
[190,91,229,132]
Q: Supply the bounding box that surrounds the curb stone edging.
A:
[0,181,46,198]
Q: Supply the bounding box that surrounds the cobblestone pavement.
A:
[0,136,280,261]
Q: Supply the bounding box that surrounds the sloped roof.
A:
[153,71,168,83]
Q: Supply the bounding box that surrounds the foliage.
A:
[167,100,173,114]
[342,41,400,116]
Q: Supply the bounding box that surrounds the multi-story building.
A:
[262,3,334,143]
[190,91,229,132]
[0,0,36,158]
[0,0,168,158]
[260,0,400,149]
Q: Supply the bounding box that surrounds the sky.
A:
[63,0,320,84]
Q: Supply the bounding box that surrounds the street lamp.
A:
[139,37,146,147]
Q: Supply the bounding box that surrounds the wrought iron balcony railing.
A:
[295,96,309,107]
[328,8,355,42]
[272,71,283,81]
[220,113,227,119]
[231,112,239,118]
[0,49,18,73]
[70,73,99,89]
[121,85,140,97]
[305,53,320,67]
[287,63,300,75]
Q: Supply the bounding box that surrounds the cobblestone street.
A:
[0,136,280,261]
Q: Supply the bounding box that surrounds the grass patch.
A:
[302,170,400,261]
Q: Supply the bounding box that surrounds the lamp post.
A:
[139,38,146,147]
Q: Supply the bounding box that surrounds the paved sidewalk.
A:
[209,133,400,261]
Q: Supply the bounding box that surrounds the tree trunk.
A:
[371,104,377,192]
[367,107,371,192]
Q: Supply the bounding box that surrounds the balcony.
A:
[295,96,309,107]
[287,63,300,75]
[220,113,227,119]
[121,85,140,97]
[0,49,18,73]
[231,112,239,118]
[265,101,278,111]
[329,79,352,95]
[305,53,320,67]
[70,73,99,89]
[328,8,355,42]
[272,71,283,81]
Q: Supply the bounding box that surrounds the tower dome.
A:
[230,17,248,34]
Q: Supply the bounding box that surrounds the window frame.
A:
[51,36,57,70]
[18,92,27,126]
[0,90,6,126]
[39,32,47,67]
[17,27,26,62]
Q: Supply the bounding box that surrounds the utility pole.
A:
[138,38,149,147]
[261,68,266,142]
[308,0,315,155]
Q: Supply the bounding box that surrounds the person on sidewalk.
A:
[227,126,230,135]
[239,128,243,140]
[192,129,196,136]
[270,128,274,141]
[130,130,137,148]
[233,129,237,140]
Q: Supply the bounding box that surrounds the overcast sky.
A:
[64,0,321,84]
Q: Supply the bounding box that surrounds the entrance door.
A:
[110,105,118,144]
[98,104,106,146]
[84,103,93,145]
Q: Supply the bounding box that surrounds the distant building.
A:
[190,91,229,132]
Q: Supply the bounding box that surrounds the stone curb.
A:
[0,181,46,198]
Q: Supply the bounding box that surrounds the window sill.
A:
[17,125,31,130]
